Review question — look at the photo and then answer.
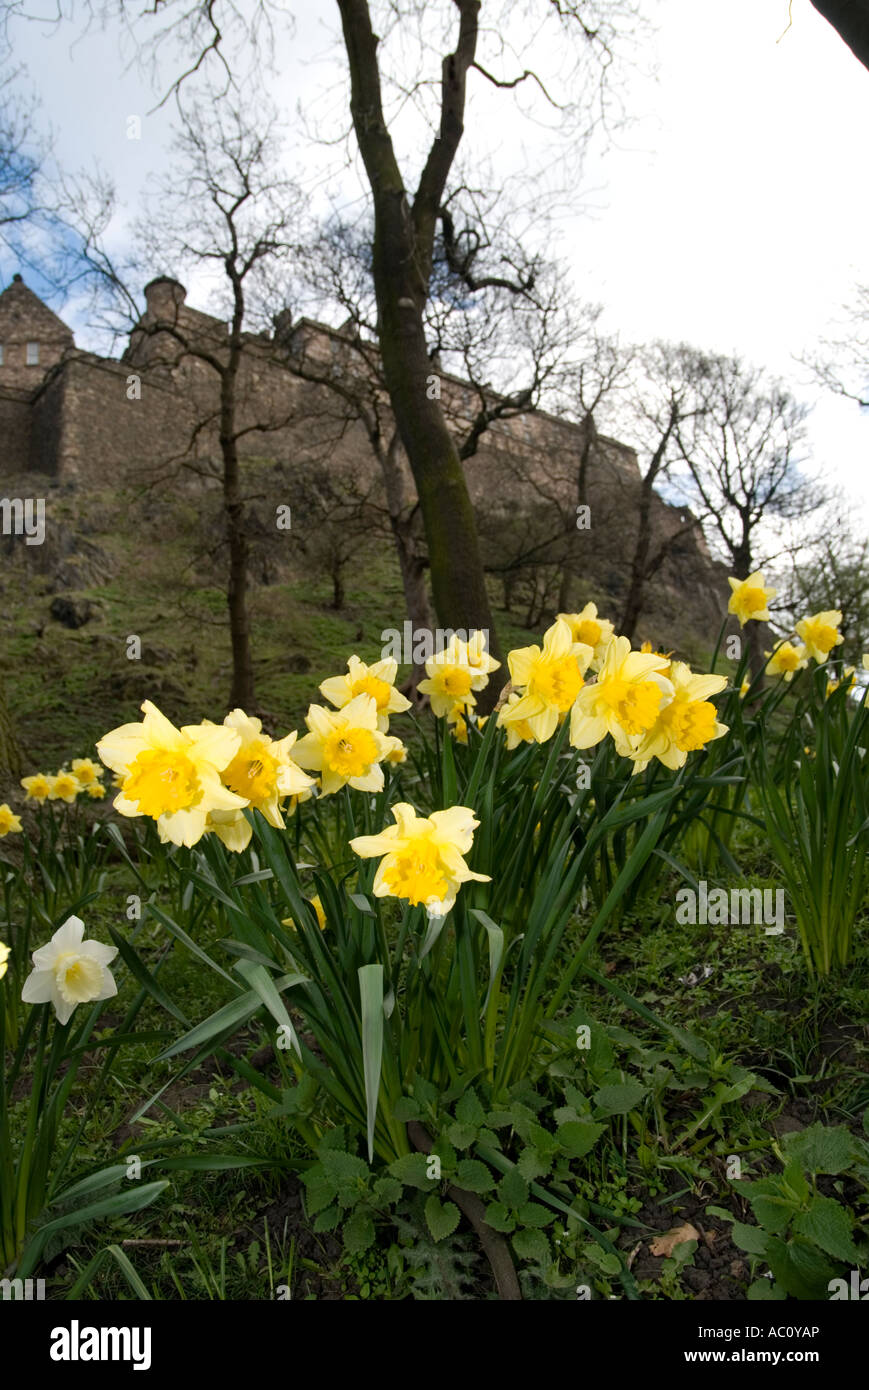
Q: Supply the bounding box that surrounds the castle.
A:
[0,273,725,638]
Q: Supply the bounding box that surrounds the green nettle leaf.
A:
[730,1221,769,1256]
[389,1153,435,1190]
[483,1202,516,1233]
[512,1227,550,1264]
[556,1119,606,1158]
[320,1149,370,1188]
[497,1168,530,1209]
[765,1236,838,1301]
[792,1197,860,1262]
[447,1122,478,1150]
[582,1243,622,1276]
[425,1195,461,1242]
[313,1206,341,1233]
[455,1159,496,1194]
[516,1202,554,1229]
[431,1138,458,1173]
[517,1147,553,1180]
[735,1178,796,1235]
[343,1208,376,1254]
[301,1168,335,1216]
[392,1096,422,1122]
[373,1176,403,1206]
[782,1123,855,1177]
[455,1088,487,1129]
[592,1081,647,1117]
[746,1278,787,1301]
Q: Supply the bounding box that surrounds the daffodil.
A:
[504,618,593,743]
[21,773,51,802]
[350,802,490,917]
[218,710,315,827]
[639,640,673,678]
[0,803,22,835]
[383,736,407,765]
[557,603,615,668]
[727,571,777,627]
[570,636,673,751]
[496,691,538,749]
[48,771,81,803]
[765,641,808,682]
[71,758,104,787]
[0,941,9,981]
[86,782,107,799]
[97,700,248,847]
[629,663,728,772]
[21,916,118,1025]
[281,895,327,932]
[206,808,253,852]
[293,694,392,795]
[739,677,751,699]
[795,610,844,664]
[418,631,500,717]
[319,655,411,732]
[826,667,856,698]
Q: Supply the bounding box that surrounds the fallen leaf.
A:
[649,1223,700,1257]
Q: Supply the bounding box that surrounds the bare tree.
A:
[673,355,821,670]
[803,283,869,410]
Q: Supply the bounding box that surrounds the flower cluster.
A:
[417,632,500,741]
[19,758,107,808]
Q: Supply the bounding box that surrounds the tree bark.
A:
[0,670,23,786]
[222,330,256,711]
[811,1,869,72]
[336,0,503,699]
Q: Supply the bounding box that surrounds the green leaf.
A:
[358,964,384,1164]
[782,1123,855,1176]
[344,1208,376,1254]
[517,1147,552,1181]
[735,1178,795,1235]
[455,1087,486,1129]
[446,1121,477,1150]
[592,1081,647,1117]
[516,1202,554,1228]
[747,1277,786,1301]
[313,1206,341,1233]
[425,1195,461,1242]
[235,959,302,1059]
[731,1221,769,1256]
[556,1119,606,1158]
[373,1176,403,1206]
[792,1196,860,1262]
[455,1159,495,1194]
[512,1227,549,1263]
[765,1235,838,1300]
[389,1153,435,1190]
[483,1202,515,1234]
[320,1149,370,1189]
[302,1168,335,1216]
[392,1096,422,1122]
[497,1168,529,1209]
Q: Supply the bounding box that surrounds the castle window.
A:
[26,341,40,365]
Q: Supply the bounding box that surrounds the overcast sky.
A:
[6,0,869,526]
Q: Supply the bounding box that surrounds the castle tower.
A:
[0,274,74,388]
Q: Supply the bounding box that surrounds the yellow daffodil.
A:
[21,915,118,1025]
[281,895,327,932]
[293,694,392,795]
[21,773,52,802]
[765,641,808,682]
[795,610,844,665]
[739,677,751,699]
[0,941,9,981]
[570,636,674,751]
[383,736,407,765]
[639,640,673,678]
[629,663,728,772]
[218,710,315,828]
[97,699,248,847]
[496,691,537,749]
[285,785,316,814]
[0,803,23,835]
[71,758,104,787]
[826,667,856,698]
[319,655,411,732]
[48,771,81,803]
[418,631,501,718]
[350,801,490,917]
[504,618,593,744]
[449,706,469,743]
[557,603,615,669]
[727,571,777,627]
[86,782,107,799]
[206,808,253,852]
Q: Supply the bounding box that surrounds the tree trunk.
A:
[221,365,256,711]
[0,671,23,786]
[391,515,434,692]
[619,478,654,643]
[811,1,869,72]
[559,416,597,613]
